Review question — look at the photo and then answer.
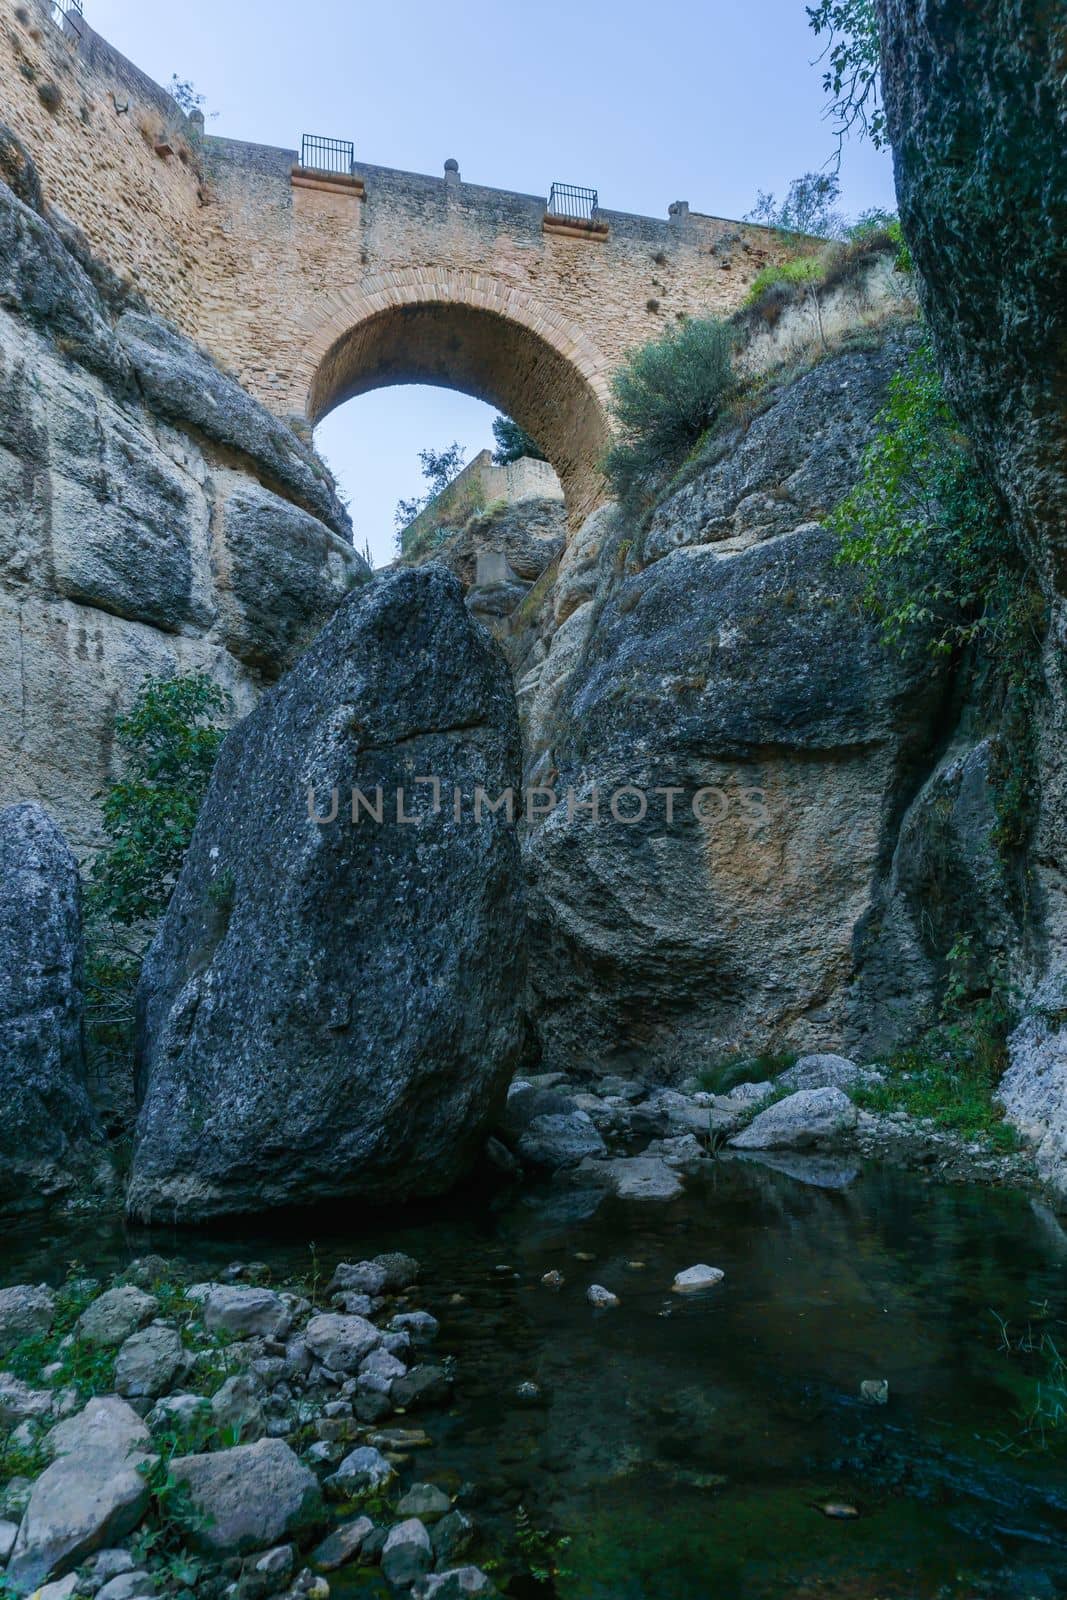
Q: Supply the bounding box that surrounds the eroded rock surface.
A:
[129,566,524,1220]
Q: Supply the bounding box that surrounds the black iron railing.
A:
[50,0,84,35]
[547,182,599,223]
[299,134,355,176]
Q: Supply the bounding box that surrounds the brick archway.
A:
[297,270,615,525]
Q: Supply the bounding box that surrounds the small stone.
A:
[586,1285,619,1309]
[311,1517,373,1571]
[414,1569,496,1600]
[860,1378,889,1405]
[0,1375,54,1425]
[76,1286,158,1349]
[254,1545,295,1579]
[211,1374,266,1442]
[305,1314,381,1373]
[203,1286,289,1341]
[391,1365,452,1410]
[388,1311,439,1344]
[381,1519,432,1587]
[114,1324,184,1400]
[85,1549,136,1584]
[0,1284,56,1353]
[37,1576,79,1600]
[818,1502,860,1519]
[97,1572,152,1600]
[396,1484,451,1523]
[574,1251,595,1263]
[330,1445,395,1495]
[360,1347,406,1381]
[672,1265,725,1293]
[540,1271,564,1290]
[327,1262,387,1297]
[431,1510,474,1567]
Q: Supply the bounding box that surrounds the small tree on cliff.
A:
[492,415,547,465]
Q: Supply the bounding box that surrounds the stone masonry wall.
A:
[0,0,797,521]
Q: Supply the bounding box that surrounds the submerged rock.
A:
[0,803,97,1213]
[672,1265,725,1293]
[129,567,524,1221]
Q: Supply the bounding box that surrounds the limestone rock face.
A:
[0,163,367,857]
[524,338,948,1077]
[0,802,96,1212]
[8,1397,155,1589]
[128,566,525,1221]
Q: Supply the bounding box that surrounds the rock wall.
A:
[875,1,1067,1185]
[0,151,367,854]
[511,325,1023,1078]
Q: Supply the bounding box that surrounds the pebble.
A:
[540,1270,564,1290]
[860,1378,889,1405]
[586,1284,620,1309]
[818,1502,860,1519]
[672,1265,725,1293]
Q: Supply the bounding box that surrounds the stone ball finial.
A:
[444,158,459,173]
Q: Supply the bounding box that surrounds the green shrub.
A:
[603,317,736,502]
[84,672,229,1101]
[744,254,825,306]
[492,415,546,465]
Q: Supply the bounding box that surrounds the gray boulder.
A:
[515,1113,606,1169]
[381,1519,432,1588]
[169,1439,322,1555]
[0,1283,55,1354]
[76,1286,158,1349]
[329,1445,394,1495]
[776,1055,875,1094]
[602,1155,683,1202]
[414,1569,496,1599]
[304,1314,381,1374]
[114,1325,185,1401]
[202,1285,288,1341]
[729,1087,858,1151]
[210,1375,266,1443]
[8,1397,156,1589]
[311,1516,374,1571]
[129,567,524,1221]
[0,803,96,1212]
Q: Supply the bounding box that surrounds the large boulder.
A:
[729,1087,858,1151]
[169,1439,322,1555]
[525,338,947,1078]
[0,802,96,1212]
[7,1397,156,1589]
[128,566,524,1221]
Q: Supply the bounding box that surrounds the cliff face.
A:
[0,139,368,853]
[875,0,1067,1186]
[514,328,1019,1079]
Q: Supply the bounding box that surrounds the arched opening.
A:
[299,276,614,531]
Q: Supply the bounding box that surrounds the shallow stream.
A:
[5,1158,1067,1598]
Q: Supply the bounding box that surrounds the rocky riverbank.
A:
[0,1254,499,1599]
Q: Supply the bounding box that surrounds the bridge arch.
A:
[296,270,615,526]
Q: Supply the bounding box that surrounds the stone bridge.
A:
[4,0,791,522]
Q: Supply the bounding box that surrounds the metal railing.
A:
[547,182,599,223]
[50,0,84,35]
[299,134,355,176]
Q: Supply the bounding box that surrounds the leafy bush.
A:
[492,415,546,465]
[853,937,1017,1146]
[603,316,736,502]
[394,442,466,535]
[746,171,848,243]
[89,674,229,927]
[744,255,826,306]
[84,673,229,1104]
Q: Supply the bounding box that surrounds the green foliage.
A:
[88,673,229,928]
[806,0,886,156]
[491,415,547,465]
[746,170,848,242]
[133,1437,212,1600]
[832,341,1045,859]
[854,938,1017,1147]
[83,673,228,1095]
[514,1505,572,1585]
[744,255,825,306]
[6,1266,117,1402]
[833,343,1021,655]
[167,76,216,122]
[604,316,737,503]
[394,441,467,533]
[698,1050,797,1095]
[990,1311,1067,1455]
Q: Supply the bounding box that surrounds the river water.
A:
[4,1156,1067,1598]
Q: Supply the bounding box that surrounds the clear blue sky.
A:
[86,0,896,566]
